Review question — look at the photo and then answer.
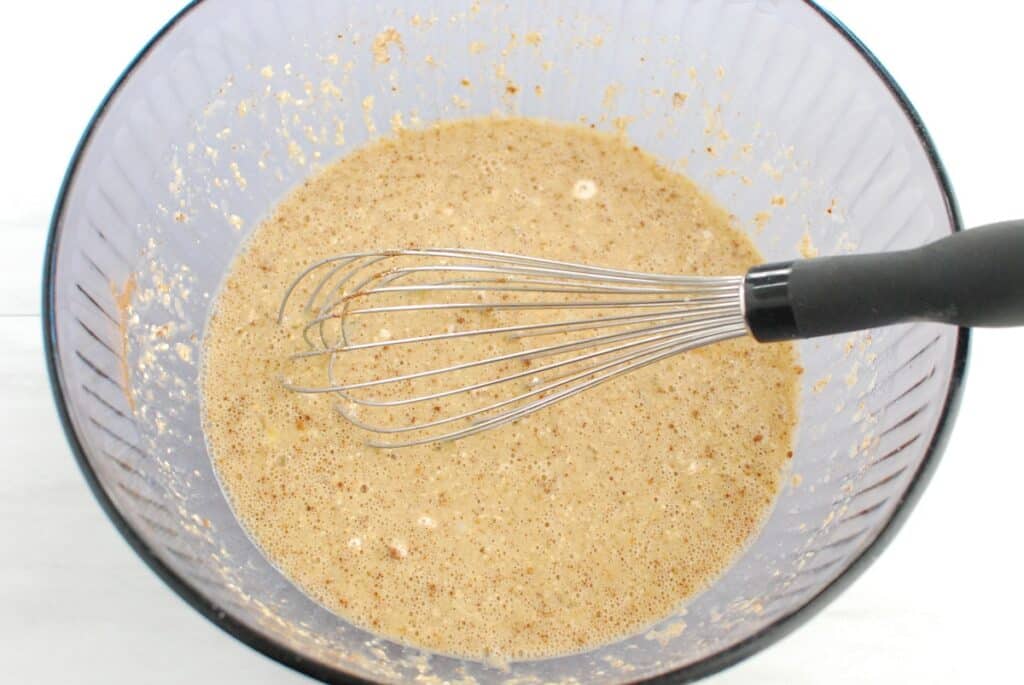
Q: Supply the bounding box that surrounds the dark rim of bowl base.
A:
[42,1,967,683]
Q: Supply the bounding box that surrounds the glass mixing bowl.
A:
[43,0,967,682]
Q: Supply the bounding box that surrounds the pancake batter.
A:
[202,118,800,659]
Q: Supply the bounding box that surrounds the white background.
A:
[2,1,1022,683]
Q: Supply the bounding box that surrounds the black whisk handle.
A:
[743,220,1024,342]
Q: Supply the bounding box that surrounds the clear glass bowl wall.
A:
[45,0,964,682]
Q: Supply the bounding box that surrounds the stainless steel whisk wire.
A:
[278,248,748,447]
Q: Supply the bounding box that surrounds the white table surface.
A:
[2,1,1022,682]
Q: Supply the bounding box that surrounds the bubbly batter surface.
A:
[202,118,799,659]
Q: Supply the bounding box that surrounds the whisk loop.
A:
[279,248,747,447]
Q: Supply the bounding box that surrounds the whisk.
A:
[279,221,1024,447]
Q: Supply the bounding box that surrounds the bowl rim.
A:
[41,1,969,683]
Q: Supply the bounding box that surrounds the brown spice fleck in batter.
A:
[202,118,799,659]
